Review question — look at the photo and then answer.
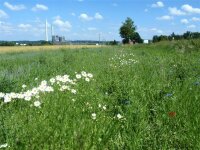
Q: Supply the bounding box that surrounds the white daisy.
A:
[34,101,41,107]
[91,113,96,120]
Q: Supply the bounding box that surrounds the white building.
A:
[143,40,149,44]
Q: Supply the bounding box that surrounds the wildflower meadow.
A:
[0,41,200,149]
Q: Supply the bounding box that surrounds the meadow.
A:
[0,41,200,149]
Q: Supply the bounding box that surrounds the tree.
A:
[134,32,143,43]
[119,17,136,44]
[152,35,159,43]
[40,41,52,45]
[183,31,191,39]
[110,40,118,45]
[0,41,15,46]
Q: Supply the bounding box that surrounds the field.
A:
[0,45,101,54]
[0,41,200,149]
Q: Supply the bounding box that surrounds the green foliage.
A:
[172,39,200,53]
[40,41,52,45]
[119,17,136,41]
[0,42,200,149]
[0,41,15,46]
[0,77,16,93]
[153,31,200,43]
[119,17,143,44]
[134,32,143,43]
[107,40,118,45]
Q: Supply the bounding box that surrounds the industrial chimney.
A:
[45,19,48,41]
[51,25,54,37]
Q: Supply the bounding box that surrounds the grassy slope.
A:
[0,43,200,149]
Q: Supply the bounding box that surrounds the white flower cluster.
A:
[0,143,8,149]
[91,113,96,120]
[34,101,41,108]
[116,113,123,119]
[0,71,93,104]
[109,52,138,67]
[0,80,54,103]
[98,104,107,110]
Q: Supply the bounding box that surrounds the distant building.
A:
[20,43,27,46]
[143,40,149,44]
[52,35,59,43]
[52,35,65,44]
[59,36,65,42]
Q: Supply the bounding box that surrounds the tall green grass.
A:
[0,42,200,149]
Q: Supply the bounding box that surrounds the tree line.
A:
[0,41,16,46]
[119,17,200,44]
[0,41,53,46]
[152,31,200,43]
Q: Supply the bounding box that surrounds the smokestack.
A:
[45,19,48,41]
[51,25,54,37]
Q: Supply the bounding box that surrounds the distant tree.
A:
[133,32,143,43]
[40,41,52,45]
[183,31,191,39]
[168,32,175,41]
[175,34,183,40]
[110,40,118,45]
[171,32,175,39]
[152,35,159,43]
[168,35,172,41]
[191,32,200,39]
[0,41,15,46]
[119,17,136,44]
[152,31,200,43]
[160,35,168,41]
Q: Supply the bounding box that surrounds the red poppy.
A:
[168,111,176,118]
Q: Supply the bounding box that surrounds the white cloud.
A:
[79,13,103,21]
[18,24,32,31]
[138,27,163,35]
[18,24,32,28]
[0,9,8,18]
[94,13,103,20]
[53,16,61,20]
[182,4,200,14]
[88,27,97,31]
[71,13,76,16]
[78,0,84,2]
[144,9,148,12]
[79,13,93,21]
[0,22,13,34]
[191,17,200,22]
[157,15,173,20]
[32,4,48,11]
[181,19,189,24]
[168,7,186,16]
[33,17,42,23]
[187,24,196,28]
[151,1,164,8]
[53,18,72,31]
[4,2,26,11]
[150,28,163,34]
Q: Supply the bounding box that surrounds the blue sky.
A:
[0,0,200,41]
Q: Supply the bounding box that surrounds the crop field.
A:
[0,41,200,149]
[0,45,102,54]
